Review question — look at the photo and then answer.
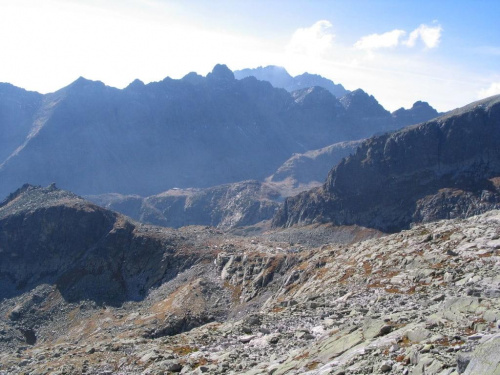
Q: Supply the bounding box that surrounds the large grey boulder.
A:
[462,333,500,375]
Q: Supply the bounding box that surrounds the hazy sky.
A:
[1,0,499,112]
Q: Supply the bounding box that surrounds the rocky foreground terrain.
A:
[1,185,500,374]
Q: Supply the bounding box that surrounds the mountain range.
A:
[0,64,438,201]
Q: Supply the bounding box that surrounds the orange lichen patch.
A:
[463,327,476,336]
[431,262,446,269]
[296,261,310,271]
[367,280,385,289]
[305,361,321,370]
[293,352,310,361]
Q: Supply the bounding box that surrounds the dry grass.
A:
[172,345,198,356]
[305,361,321,370]
[293,351,310,361]
[339,268,356,282]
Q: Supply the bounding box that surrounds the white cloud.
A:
[478,82,500,98]
[405,24,442,48]
[354,24,442,51]
[354,29,406,50]
[286,20,335,57]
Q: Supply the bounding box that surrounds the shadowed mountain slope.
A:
[0,184,215,305]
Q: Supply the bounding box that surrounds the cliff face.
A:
[273,95,500,232]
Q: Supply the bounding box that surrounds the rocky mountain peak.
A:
[181,71,205,85]
[207,64,235,82]
[125,78,145,91]
[67,76,104,89]
[340,89,388,114]
[392,100,440,126]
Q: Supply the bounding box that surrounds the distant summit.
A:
[207,64,235,82]
[392,100,441,127]
[234,65,349,98]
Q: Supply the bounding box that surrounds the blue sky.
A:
[1,0,499,112]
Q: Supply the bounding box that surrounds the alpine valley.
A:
[1,65,500,375]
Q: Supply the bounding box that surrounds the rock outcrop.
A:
[273,95,500,232]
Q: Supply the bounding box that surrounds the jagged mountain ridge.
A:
[234,65,349,98]
[0,64,439,200]
[273,95,500,232]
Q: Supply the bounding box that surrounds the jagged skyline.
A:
[1,0,499,112]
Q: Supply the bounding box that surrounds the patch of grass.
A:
[172,345,198,356]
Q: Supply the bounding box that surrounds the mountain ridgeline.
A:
[0,64,438,200]
[234,65,349,98]
[273,95,500,232]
